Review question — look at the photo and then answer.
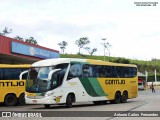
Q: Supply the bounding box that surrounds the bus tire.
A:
[4,94,18,106]
[18,93,25,105]
[121,91,128,103]
[66,94,72,108]
[44,104,50,108]
[112,92,121,104]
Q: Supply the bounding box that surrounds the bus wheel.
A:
[112,92,121,104]
[4,94,18,106]
[121,92,128,103]
[19,93,25,105]
[66,94,72,108]
[44,104,50,108]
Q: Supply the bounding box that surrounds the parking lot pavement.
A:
[0,89,160,120]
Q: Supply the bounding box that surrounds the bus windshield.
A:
[26,64,68,93]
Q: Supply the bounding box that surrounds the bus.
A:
[138,78,145,90]
[22,58,138,108]
[0,64,30,106]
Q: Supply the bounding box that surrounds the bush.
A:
[111,58,130,64]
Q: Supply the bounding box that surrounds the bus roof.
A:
[0,64,31,68]
[31,58,137,67]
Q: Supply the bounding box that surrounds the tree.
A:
[75,37,90,54]
[85,47,97,56]
[58,41,68,54]
[25,37,38,45]
[0,27,12,36]
[14,36,24,41]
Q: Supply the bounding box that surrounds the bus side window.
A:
[92,65,110,78]
[110,66,118,78]
[82,64,92,77]
[51,72,58,86]
[4,68,21,80]
[57,69,66,85]
[67,63,82,80]
[116,66,121,77]
[92,65,99,77]
[0,68,3,79]
[130,67,137,77]
[106,66,110,77]
[21,68,28,79]
[99,65,108,77]
[124,67,129,78]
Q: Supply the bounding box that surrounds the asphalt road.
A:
[0,89,160,120]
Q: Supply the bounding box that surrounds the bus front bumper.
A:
[25,96,56,104]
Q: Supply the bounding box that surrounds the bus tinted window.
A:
[51,63,69,86]
[82,64,92,77]
[92,65,99,77]
[129,67,137,77]
[21,68,28,79]
[110,66,118,78]
[92,65,110,78]
[105,66,111,77]
[123,67,129,78]
[68,63,82,79]
[4,68,21,80]
[68,63,137,79]
[116,66,122,77]
[99,66,107,77]
[55,63,69,84]
[0,69,3,79]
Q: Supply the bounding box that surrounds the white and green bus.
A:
[22,58,138,108]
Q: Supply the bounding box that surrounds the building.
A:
[0,35,60,64]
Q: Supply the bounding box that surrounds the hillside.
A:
[61,54,160,81]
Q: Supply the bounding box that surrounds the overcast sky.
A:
[0,0,159,60]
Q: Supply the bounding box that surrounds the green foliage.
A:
[61,54,160,78]
[110,57,130,64]
[14,36,38,45]
[147,75,160,82]
[58,41,68,53]
[0,27,38,45]
[85,47,97,56]
[25,37,38,45]
[61,54,112,61]
[0,27,12,36]
[75,37,90,54]
[14,36,24,41]
[131,59,160,75]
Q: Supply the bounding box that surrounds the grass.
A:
[61,53,160,76]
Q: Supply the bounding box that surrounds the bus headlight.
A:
[45,91,54,97]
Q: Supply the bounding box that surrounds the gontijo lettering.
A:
[105,80,125,85]
[0,81,24,87]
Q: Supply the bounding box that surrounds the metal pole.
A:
[145,70,148,90]
[155,69,157,82]
[102,38,106,61]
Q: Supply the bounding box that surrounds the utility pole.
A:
[102,38,106,61]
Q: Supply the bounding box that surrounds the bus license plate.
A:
[32,100,37,103]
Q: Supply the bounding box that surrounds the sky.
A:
[0,0,160,60]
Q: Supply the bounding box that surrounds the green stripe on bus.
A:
[79,78,107,97]
[79,78,99,97]
[88,78,107,96]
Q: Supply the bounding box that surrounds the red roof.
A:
[0,35,59,61]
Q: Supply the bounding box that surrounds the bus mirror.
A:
[19,70,28,80]
[48,69,61,80]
